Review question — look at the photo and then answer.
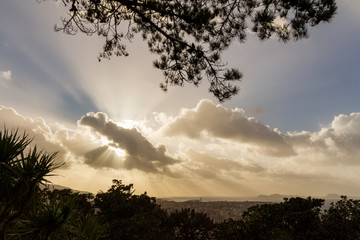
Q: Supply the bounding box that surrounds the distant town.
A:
[157,199,267,222]
[157,193,352,222]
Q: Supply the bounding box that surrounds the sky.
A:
[0,0,360,198]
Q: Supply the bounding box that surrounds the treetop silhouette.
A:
[52,0,336,101]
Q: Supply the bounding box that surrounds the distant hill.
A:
[40,183,92,195]
[255,193,358,202]
[325,193,341,199]
[256,194,300,202]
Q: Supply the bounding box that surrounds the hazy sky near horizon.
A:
[1,0,360,197]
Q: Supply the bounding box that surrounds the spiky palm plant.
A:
[73,215,106,240]
[14,197,75,240]
[0,128,61,240]
[11,191,106,240]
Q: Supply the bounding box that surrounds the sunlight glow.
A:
[116,120,138,129]
[100,137,126,157]
[100,137,110,145]
[108,146,126,157]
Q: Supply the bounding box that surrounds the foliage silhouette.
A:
[0,128,61,240]
[322,196,360,240]
[94,179,170,240]
[50,0,337,101]
[240,197,324,240]
[213,218,247,240]
[8,188,105,240]
[167,208,214,240]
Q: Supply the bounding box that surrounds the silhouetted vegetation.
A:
[94,179,169,240]
[3,129,360,239]
[49,0,337,101]
[0,129,61,240]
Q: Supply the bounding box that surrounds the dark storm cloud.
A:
[83,145,124,169]
[78,112,179,173]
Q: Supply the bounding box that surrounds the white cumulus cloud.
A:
[287,112,360,165]
[2,102,360,196]
[164,99,295,157]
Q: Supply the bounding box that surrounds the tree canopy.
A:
[52,0,337,101]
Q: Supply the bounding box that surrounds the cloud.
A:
[0,70,14,87]
[185,149,264,179]
[0,106,122,170]
[0,105,67,167]
[164,99,295,157]
[287,112,360,165]
[0,70,25,89]
[84,146,122,169]
[2,103,360,196]
[163,100,360,166]
[78,112,179,173]
[0,105,180,174]
[1,70,11,80]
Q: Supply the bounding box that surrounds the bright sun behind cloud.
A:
[115,120,138,129]
[100,135,126,157]
[109,146,126,157]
